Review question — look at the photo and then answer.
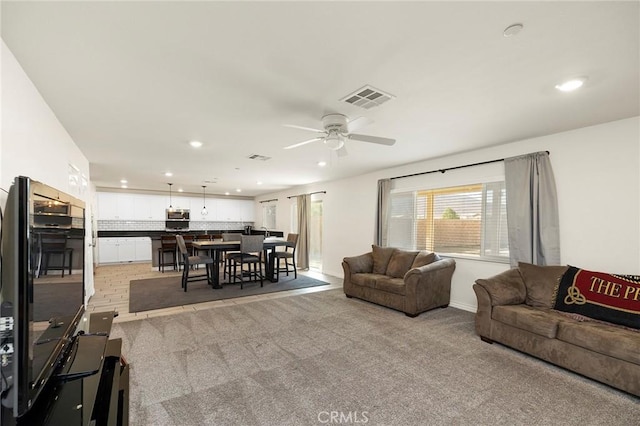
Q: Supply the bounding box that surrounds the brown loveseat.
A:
[342,246,456,317]
[473,262,640,397]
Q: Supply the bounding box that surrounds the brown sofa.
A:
[473,263,640,397]
[342,246,456,317]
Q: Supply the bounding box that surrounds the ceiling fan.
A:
[283,113,395,156]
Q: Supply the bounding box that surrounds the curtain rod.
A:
[287,190,326,199]
[390,151,550,181]
[259,198,278,204]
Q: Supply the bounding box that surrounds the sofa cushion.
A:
[375,276,406,296]
[557,320,640,364]
[386,250,419,278]
[492,305,560,338]
[518,262,568,308]
[372,245,395,275]
[475,268,526,306]
[351,273,386,289]
[411,251,437,269]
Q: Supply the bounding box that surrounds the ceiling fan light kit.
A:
[283,113,395,154]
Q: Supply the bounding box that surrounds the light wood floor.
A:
[87,262,343,323]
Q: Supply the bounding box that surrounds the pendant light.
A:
[201,185,208,216]
[168,183,174,210]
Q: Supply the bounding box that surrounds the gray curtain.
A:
[504,151,560,267]
[375,179,391,246]
[296,194,310,270]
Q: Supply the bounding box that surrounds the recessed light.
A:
[189,140,203,148]
[164,172,173,177]
[257,181,263,185]
[318,161,327,167]
[503,23,523,37]
[225,192,230,196]
[555,77,587,92]
[121,185,128,189]
[236,189,242,193]
[178,188,184,192]
[120,179,128,184]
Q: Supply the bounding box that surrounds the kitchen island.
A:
[96,229,284,266]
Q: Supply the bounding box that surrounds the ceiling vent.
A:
[341,85,395,110]
[247,154,271,161]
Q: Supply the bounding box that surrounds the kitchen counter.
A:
[97,229,283,239]
[96,229,284,266]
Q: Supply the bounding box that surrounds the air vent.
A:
[247,154,271,161]
[341,85,395,110]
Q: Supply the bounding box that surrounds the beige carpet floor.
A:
[110,289,639,425]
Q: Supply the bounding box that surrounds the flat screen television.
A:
[0,176,86,420]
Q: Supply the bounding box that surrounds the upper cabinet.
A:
[97,192,255,222]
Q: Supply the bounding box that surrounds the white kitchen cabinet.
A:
[97,238,120,263]
[191,196,216,221]
[97,192,136,220]
[133,194,166,221]
[134,238,152,261]
[98,237,151,263]
[215,198,238,221]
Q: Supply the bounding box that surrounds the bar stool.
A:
[40,233,73,277]
[157,235,177,272]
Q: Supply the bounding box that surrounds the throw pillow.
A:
[553,266,640,330]
[386,250,419,278]
[518,262,568,308]
[371,245,395,275]
[475,268,526,306]
[411,251,437,269]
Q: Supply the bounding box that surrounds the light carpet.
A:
[111,289,639,425]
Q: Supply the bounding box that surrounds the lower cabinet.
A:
[98,237,151,264]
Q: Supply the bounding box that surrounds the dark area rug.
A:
[129,274,329,313]
[34,281,84,322]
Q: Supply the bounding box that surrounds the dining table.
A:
[192,238,293,289]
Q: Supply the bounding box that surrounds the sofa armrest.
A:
[403,258,456,315]
[474,268,526,306]
[473,284,492,339]
[343,252,374,274]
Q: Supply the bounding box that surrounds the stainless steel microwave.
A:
[166,209,190,221]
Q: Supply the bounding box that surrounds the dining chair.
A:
[157,235,177,272]
[227,235,264,289]
[176,235,214,292]
[221,233,242,280]
[275,233,298,279]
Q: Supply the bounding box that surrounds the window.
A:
[262,202,276,230]
[388,182,508,260]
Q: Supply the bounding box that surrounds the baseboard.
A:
[449,300,477,313]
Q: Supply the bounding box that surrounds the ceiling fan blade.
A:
[336,145,348,157]
[347,116,373,133]
[283,137,324,150]
[348,133,396,146]
[283,124,325,133]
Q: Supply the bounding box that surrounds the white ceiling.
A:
[2,1,638,197]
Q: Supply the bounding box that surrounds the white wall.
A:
[255,116,640,312]
[1,41,95,300]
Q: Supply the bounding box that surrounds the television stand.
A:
[14,311,129,426]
